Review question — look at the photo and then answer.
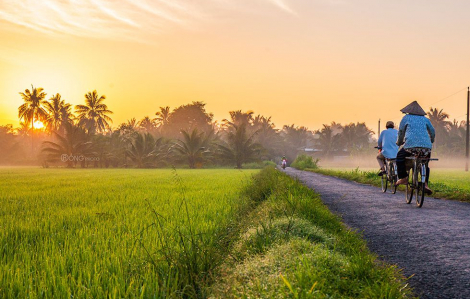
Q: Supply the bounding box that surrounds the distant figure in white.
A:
[281,156,287,169]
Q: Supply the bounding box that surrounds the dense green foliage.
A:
[211,167,414,298]
[311,167,470,201]
[291,154,320,170]
[0,168,256,298]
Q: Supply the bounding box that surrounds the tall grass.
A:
[211,167,415,298]
[0,168,256,298]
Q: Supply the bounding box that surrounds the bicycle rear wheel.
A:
[405,168,413,204]
[381,172,388,193]
[391,162,397,194]
[391,175,398,194]
[415,163,426,208]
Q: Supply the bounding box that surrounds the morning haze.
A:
[1,0,469,130]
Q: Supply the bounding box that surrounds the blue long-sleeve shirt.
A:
[397,114,435,149]
[378,128,399,159]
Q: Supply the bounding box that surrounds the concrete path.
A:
[283,167,470,299]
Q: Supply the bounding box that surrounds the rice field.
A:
[0,168,257,298]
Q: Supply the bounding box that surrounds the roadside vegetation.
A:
[291,154,319,170]
[210,167,414,298]
[309,167,470,202]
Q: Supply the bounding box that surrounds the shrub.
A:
[291,154,319,170]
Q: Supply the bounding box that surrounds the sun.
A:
[33,120,45,129]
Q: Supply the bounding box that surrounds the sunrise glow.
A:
[33,121,44,129]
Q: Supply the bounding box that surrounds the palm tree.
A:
[139,116,157,133]
[75,90,113,135]
[18,85,48,153]
[41,124,93,167]
[171,128,212,168]
[218,123,262,169]
[155,106,171,127]
[340,122,373,153]
[225,110,254,127]
[427,107,451,148]
[316,124,341,157]
[252,115,281,159]
[44,94,74,134]
[126,133,159,168]
[16,121,31,137]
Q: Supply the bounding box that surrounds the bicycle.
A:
[282,160,287,170]
[375,146,398,193]
[381,158,398,194]
[405,154,438,208]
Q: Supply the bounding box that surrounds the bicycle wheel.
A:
[391,175,397,194]
[405,167,413,204]
[391,162,398,194]
[415,163,426,208]
[381,171,388,193]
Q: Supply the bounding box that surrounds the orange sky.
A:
[1,0,470,135]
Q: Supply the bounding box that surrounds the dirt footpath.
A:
[283,167,470,299]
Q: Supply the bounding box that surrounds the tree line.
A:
[0,85,466,168]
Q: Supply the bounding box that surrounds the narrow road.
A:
[283,167,470,299]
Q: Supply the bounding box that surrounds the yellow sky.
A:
[1,0,470,135]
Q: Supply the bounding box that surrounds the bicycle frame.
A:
[405,155,438,207]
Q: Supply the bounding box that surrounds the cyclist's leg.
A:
[425,153,431,184]
[377,152,386,174]
[424,153,433,194]
[396,148,409,184]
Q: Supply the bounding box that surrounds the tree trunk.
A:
[31,115,34,155]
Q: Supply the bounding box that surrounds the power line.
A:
[427,87,467,107]
[380,87,468,125]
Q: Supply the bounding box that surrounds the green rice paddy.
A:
[0,168,256,298]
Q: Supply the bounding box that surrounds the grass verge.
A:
[209,167,415,298]
[308,167,470,202]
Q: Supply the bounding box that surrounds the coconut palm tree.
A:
[126,133,159,168]
[16,121,31,137]
[171,128,212,168]
[75,90,113,135]
[41,123,93,167]
[226,110,254,127]
[155,106,171,127]
[218,123,262,169]
[427,107,451,148]
[316,123,341,157]
[44,94,74,134]
[18,85,48,152]
[252,115,281,159]
[340,122,373,153]
[139,116,157,133]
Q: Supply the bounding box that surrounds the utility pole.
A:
[466,87,469,172]
[378,119,381,137]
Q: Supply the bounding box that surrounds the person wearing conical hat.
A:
[395,101,435,194]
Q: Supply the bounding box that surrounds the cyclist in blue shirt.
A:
[395,101,435,194]
[377,121,399,176]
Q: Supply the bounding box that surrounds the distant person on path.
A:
[376,121,399,176]
[395,101,435,193]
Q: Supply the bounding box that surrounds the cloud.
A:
[0,0,296,41]
[266,0,296,14]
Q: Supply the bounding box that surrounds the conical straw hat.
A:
[400,101,426,116]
